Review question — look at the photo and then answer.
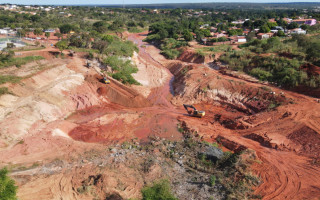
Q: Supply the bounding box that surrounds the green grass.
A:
[0,87,10,96]
[128,27,146,33]
[202,45,231,53]
[0,75,22,84]
[68,47,99,54]
[141,179,178,200]
[0,56,44,68]
[14,46,45,52]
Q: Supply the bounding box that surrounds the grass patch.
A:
[142,179,178,200]
[0,87,10,96]
[14,46,45,52]
[68,47,99,54]
[0,56,44,68]
[202,45,231,53]
[0,75,22,84]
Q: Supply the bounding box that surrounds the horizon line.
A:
[1,1,320,6]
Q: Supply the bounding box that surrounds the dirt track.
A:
[1,32,320,199]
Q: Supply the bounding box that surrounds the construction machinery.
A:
[103,77,111,84]
[183,104,205,118]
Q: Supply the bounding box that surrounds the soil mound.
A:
[287,126,320,160]
[97,87,108,95]
[169,63,288,114]
[178,50,205,64]
[244,133,274,148]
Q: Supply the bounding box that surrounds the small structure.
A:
[236,36,247,43]
[292,19,317,26]
[290,28,307,35]
[257,33,273,40]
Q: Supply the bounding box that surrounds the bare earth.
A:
[0,32,319,200]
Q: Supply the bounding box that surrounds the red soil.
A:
[14,32,318,199]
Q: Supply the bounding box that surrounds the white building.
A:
[0,29,8,34]
[291,28,306,35]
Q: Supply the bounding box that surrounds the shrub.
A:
[0,167,17,200]
[141,179,178,200]
[249,68,272,81]
[161,49,181,59]
[209,175,216,186]
[0,87,10,96]
[104,56,140,85]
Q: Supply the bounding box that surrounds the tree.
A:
[246,32,256,42]
[54,32,62,40]
[69,34,83,48]
[17,29,26,37]
[92,40,108,53]
[59,24,73,34]
[55,40,68,54]
[30,15,40,22]
[93,21,107,33]
[45,32,50,40]
[277,30,286,37]
[306,42,320,63]
[101,34,115,43]
[300,24,308,30]
[260,25,271,33]
[183,30,193,41]
[33,28,43,37]
[0,168,17,200]
[287,22,298,30]
[267,22,278,29]
[243,20,253,28]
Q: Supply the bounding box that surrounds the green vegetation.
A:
[3,56,44,68]
[209,175,216,186]
[104,56,139,85]
[0,75,21,85]
[104,40,138,57]
[0,168,17,200]
[141,179,178,200]
[55,40,68,54]
[0,87,10,96]
[159,38,187,59]
[221,35,320,88]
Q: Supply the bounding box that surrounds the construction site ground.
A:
[0,32,320,200]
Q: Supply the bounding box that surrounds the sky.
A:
[0,0,319,5]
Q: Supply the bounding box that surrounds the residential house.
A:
[212,32,227,38]
[257,33,273,40]
[236,36,247,43]
[231,20,244,25]
[292,19,317,26]
[270,26,284,33]
[290,28,306,35]
[0,29,8,34]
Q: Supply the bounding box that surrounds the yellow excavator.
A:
[183,104,205,118]
[103,77,111,84]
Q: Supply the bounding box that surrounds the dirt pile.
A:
[287,125,320,163]
[168,62,288,114]
[177,50,205,64]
